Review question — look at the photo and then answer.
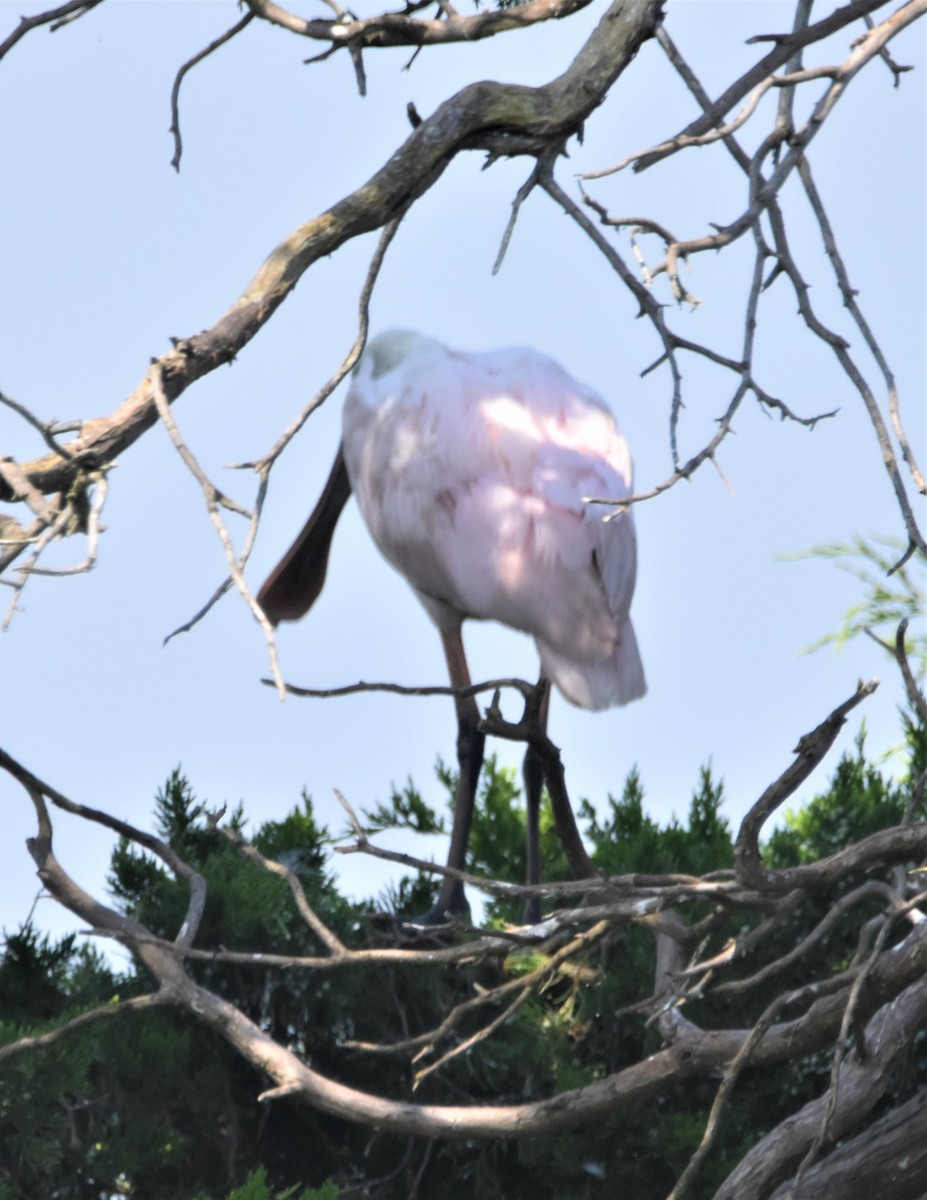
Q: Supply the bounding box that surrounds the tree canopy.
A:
[2,706,925,1198]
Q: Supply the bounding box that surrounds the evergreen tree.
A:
[2,701,923,1198]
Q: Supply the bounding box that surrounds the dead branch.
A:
[796,155,925,500]
[631,0,917,175]
[735,680,878,890]
[245,0,593,56]
[267,674,534,702]
[2,2,926,1178]
[572,1,924,557]
[85,925,519,971]
[790,885,927,1189]
[714,969,927,1199]
[164,216,400,648]
[0,747,207,948]
[149,362,288,697]
[875,618,927,727]
[3,683,927,1146]
[0,0,662,516]
[767,1085,927,1200]
[710,881,898,995]
[169,13,256,172]
[761,193,926,563]
[1,468,108,629]
[0,0,102,61]
[0,390,76,460]
[0,992,170,1066]
[344,921,608,1068]
[0,458,58,524]
[214,819,348,956]
[17,809,927,1141]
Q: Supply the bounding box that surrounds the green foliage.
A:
[2,704,925,1200]
[0,926,79,1023]
[581,762,732,877]
[193,1166,340,1200]
[375,869,439,917]
[787,535,926,670]
[362,776,447,836]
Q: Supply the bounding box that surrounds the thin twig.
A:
[215,820,348,956]
[169,13,255,172]
[0,747,209,948]
[149,363,288,697]
[796,155,925,500]
[0,992,169,1065]
[0,0,102,61]
[265,674,533,702]
[0,390,77,460]
[0,468,109,628]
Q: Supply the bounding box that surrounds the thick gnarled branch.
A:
[0,0,663,512]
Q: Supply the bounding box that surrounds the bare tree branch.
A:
[0,748,207,948]
[2,662,926,1152]
[245,0,594,56]
[214,817,349,956]
[0,0,663,514]
[768,1085,927,1200]
[169,12,256,172]
[714,970,927,1199]
[735,680,878,890]
[0,0,102,61]
[0,992,169,1066]
[631,0,917,174]
[1,470,108,630]
[2,4,925,1186]
[571,1,924,558]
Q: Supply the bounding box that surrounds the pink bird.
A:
[258,330,645,922]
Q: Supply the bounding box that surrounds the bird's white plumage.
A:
[341,330,645,711]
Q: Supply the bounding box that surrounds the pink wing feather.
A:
[342,330,645,711]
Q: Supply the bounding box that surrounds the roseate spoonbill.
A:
[258,330,645,922]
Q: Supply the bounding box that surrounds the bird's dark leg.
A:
[522,678,551,925]
[425,626,485,923]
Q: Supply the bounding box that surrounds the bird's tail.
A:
[536,620,646,712]
[257,447,352,626]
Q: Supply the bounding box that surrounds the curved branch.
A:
[0,0,102,61]
[8,723,927,1144]
[0,0,663,513]
[0,747,208,949]
[711,881,899,996]
[169,12,255,172]
[735,680,878,889]
[267,673,534,701]
[216,820,348,956]
[630,0,908,174]
[246,0,593,52]
[767,1085,927,1200]
[714,971,927,1199]
[0,992,169,1065]
[63,914,927,1140]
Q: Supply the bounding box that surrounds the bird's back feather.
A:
[343,330,646,710]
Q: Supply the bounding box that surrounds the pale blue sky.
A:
[1,1,924,944]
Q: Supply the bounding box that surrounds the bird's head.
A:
[359,329,442,380]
